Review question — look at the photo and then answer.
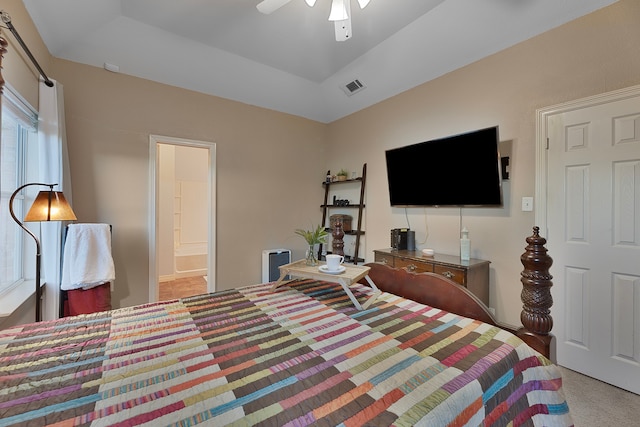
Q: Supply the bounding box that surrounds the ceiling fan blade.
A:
[256,0,293,15]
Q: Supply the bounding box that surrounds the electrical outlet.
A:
[522,197,534,212]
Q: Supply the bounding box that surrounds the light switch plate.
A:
[522,197,534,212]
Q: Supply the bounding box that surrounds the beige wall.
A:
[1,0,639,328]
[51,60,327,308]
[326,0,640,325]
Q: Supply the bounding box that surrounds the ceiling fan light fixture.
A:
[334,17,352,41]
[257,0,371,41]
[328,0,349,22]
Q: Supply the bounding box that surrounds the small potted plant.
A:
[295,224,328,266]
[336,169,349,181]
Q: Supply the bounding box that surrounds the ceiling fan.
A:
[256,0,371,41]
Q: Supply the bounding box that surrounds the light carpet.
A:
[560,366,640,426]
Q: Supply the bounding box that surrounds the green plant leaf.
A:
[295,224,328,245]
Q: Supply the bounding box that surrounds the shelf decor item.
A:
[336,169,349,181]
[332,217,345,256]
[295,224,328,266]
[330,214,352,232]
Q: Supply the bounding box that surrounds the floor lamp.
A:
[9,183,77,322]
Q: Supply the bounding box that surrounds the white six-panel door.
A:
[545,91,640,394]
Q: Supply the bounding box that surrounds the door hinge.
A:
[546,137,550,150]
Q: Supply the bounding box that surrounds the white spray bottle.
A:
[460,227,470,261]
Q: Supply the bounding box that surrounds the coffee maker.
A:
[391,228,408,250]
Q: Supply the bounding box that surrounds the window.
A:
[0,87,38,296]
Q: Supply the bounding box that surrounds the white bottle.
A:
[460,227,470,261]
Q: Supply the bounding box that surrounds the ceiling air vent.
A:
[341,79,366,96]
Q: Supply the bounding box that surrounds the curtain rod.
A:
[0,11,53,87]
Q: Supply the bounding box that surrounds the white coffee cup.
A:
[325,254,344,271]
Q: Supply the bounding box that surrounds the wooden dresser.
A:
[373,249,490,306]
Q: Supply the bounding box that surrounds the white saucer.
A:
[319,265,346,274]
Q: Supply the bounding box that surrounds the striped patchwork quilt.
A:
[0,279,572,426]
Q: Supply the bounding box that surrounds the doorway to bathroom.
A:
[149,135,216,302]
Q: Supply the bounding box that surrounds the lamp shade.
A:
[24,190,77,222]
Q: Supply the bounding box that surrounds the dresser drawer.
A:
[395,258,433,273]
[434,265,465,285]
[374,252,395,267]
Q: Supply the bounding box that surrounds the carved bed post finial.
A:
[520,226,554,335]
[0,35,7,93]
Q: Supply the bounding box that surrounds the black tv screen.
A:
[385,126,503,207]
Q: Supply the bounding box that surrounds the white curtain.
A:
[38,79,73,320]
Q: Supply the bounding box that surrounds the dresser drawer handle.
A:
[406,264,417,272]
[441,271,455,279]
[380,258,388,265]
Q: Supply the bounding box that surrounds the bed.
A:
[0,229,571,426]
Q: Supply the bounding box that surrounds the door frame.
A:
[148,135,216,302]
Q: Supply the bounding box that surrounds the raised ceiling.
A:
[23,0,618,123]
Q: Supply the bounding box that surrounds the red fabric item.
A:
[66,283,112,316]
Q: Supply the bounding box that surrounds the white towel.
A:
[61,223,115,291]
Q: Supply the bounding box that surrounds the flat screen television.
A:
[385,126,503,207]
